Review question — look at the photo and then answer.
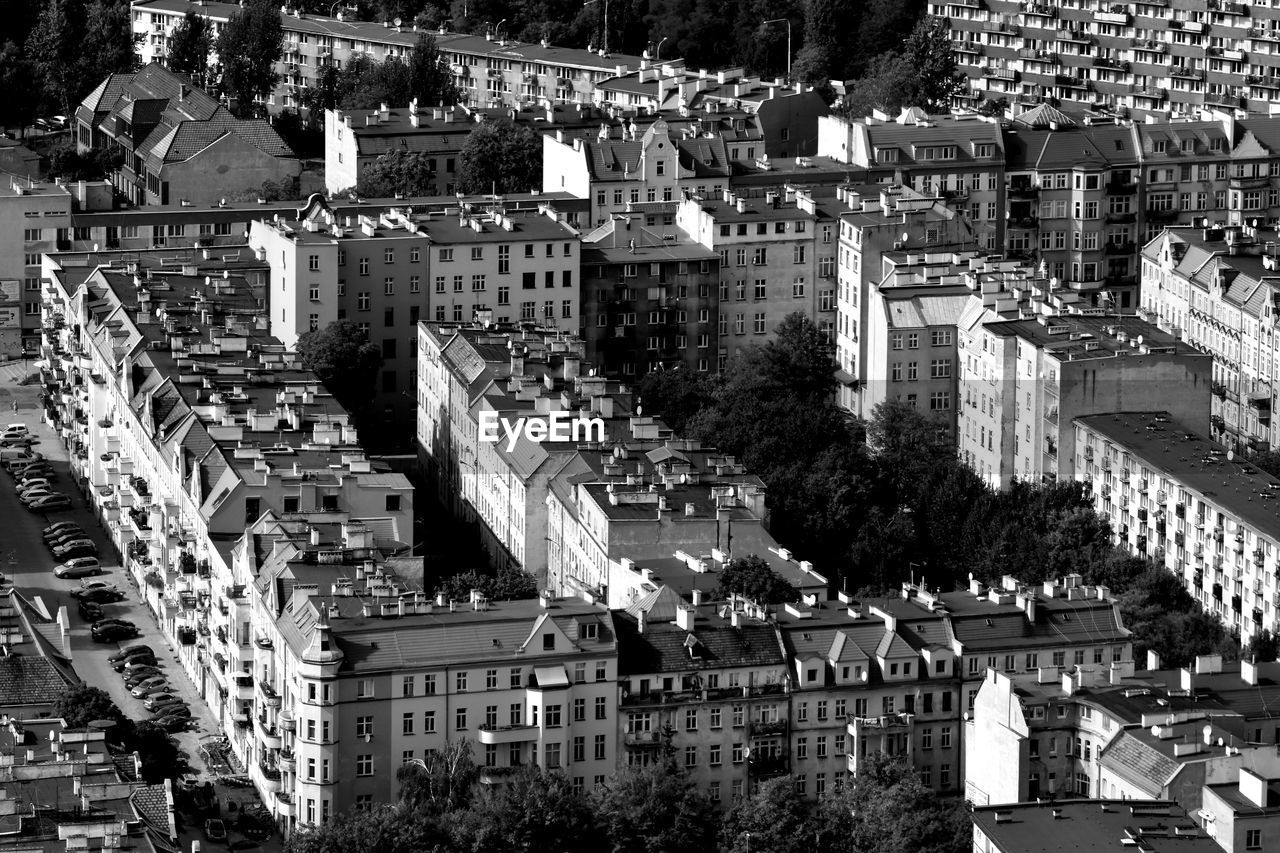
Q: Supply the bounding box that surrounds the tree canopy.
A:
[216,0,284,117]
[295,320,383,417]
[716,555,800,605]
[592,759,720,853]
[166,11,214,88]
[301,34,460,116]
[438,566,538,602]
[457,118,542,195]
[26,0,140,116]
[837,16,965,117]
[353,150,437,197]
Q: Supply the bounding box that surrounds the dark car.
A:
[77,601,103,622]
[92,622,139,643]
[153,715,189,733]
[204,819,227,843]
[108,644,152,663]
[71,587,125,604]
[52,541,97,560]
[91,617,135,631]
[156,703,191,718]
[42,520,80,537]
[44,528,84,546]
[124,666,163,686]
[111,654,156,672]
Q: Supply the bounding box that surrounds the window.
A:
[510,668,522,688]
[456,671,468,692]
[930,359,951,378]
[930,392,950,411]
[355,716,373,738]
[356,679,374,699]
[1246,829,1262,850]
[456,708,468,730]
[594,734,606,760]
[423,711,436,733]
[424,674,437,695]
[358,258,369,275]
[471,247,483,261]
[595,697,607,719]
[574,698,585,721]
[546,705,562,727]
[402,712,414,735]
[685,708,698,731]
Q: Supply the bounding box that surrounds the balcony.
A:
[1105,240,1137,255]
[274,792,295,818]
[257,759,282,792]
[278,749,296,772]
[1054,74,1088,88]
[1093,57,1130,72]
[477,724,540,745]
[1055,29,1092,44]
[479,765,520,784]
[259,682,282,708]
[1170,67,1205,82]
[984,21,1020,36]
[235,674,254,702]
[1021,2,1057,18]
[278,710,297,733]
[1230,175,1271,191]
[748,753,790,778]
[1146,208,1178,223]
[952,41,983,55]
[1129,85,1167,100]
[1017,49,1058,63]
[623,730,664,748]
[1213,382,1228,399]
[1250,27,1280,43]
[749,720,789,736]
[1105,212,1137,224]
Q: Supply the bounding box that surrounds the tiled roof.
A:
[613,609,785,675]
[0,655,74,708]
[1098,730,1181,794]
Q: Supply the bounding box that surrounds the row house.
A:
[75,64,300,207]
[239,513,618,833]
[415,321,635,581]
[131,0,648,112]
[250,195,581,437]
[675,190,834,363]
[1073,411,1280,644]
[580,214,720,376]
[1141,226,1280,454]
[932,0,1275,119]
[611,593,792,805]
[833,184,975,416]
[38,247,414,787]
[959,312,1210,489]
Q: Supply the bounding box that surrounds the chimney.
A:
[1242,658,1259,686]
[1147,650,1161,671]
[309,526,320,546]
[637,610,647,633]
[691,588,704,606]
[562,354,580,380]
[675,605,695,631]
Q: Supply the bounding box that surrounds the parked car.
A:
[108,644,153,663]
[91,618,135,631]
[3,423,30,437]
[153,715,189,733]
[156,704,191,719]
[77,601,103,622]
[42,520,81,537]
[51,537,97,558]
[45,531,86,550]
[52,540,97,560]
[19,488,57,504]
[130,678,169,698]
[143,692,182,711]
[0,436,35,449]
[71,586,124,604]
[111,653,156,672]
[123,665,163,685]
[78,579,117,593]
[54,557,100,578]
[17,477,52,491]
[27,494,71,512]
[204,819,227,843]
[14,468,53,483]
[92,622,139,643]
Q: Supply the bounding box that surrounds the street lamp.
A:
[762,17,792,80]
[655,36,668,61]
[584,0,609,55]
[494,18,508,40]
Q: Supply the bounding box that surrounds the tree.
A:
[716,555,800,605]
[901,16,965,113]
[1245,629,1280,664]
[457,117,542,195]
[636,368,716,436]
[721,776,815,853]
[593,760,720,853]
[439,566,538,602]
[217,0,284,118]
[285,804,444,853]
[166,11,213,87]
[815,754,969,853]
[758,313,837,402]
[406,33,461,107]
[132,721,181,784]
[47,143,119,181]
[53,683,133,743]
[295,320,383,416]
[26,0,80,115]
[354,150,437,198]
[395,739,478,814]
[0,41,39,135]
[449,765,602,853]
[80,0,142,85]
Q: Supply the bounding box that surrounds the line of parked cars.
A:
[4,424,71,513]
[110,644,191,732]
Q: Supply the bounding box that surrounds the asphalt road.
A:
[0,376,224,771]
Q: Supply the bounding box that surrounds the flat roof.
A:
[983,314,1200,362]
[1075,411,1280,542]
[971,800,1216,852]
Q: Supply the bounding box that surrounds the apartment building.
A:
[39,247,414,758]
[580,214,720,376]
[832,184,976,416]
[606,545,828,612]
[1140,226,1280,455]
[131,0,647,113]
[235,514,617,832]
[250,195,581,438]
[934,0,1280,118]
[817,112,1006,254]
[0,178,80,354]
[75,64,299,206]
[1074,412,1280,644]
[959,313,1210,489]
[972,799,1219,853]
[676,190,832,363]
[612,595,791,805]
[0,717,177,853]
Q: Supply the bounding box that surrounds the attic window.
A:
[543,634,555,650]
[801,632,812,641]
[1114,140,1123,151]
[582,622,599,639]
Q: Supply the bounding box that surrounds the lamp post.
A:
[584,0,609,55]
[494,18,507,40]
[762,17,792,80]
[655,36,668,61]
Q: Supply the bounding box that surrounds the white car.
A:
[3,424,29,436]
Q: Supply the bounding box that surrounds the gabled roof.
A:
[613,609,785,675]
[1011,104,1076,129]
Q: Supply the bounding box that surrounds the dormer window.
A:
[973,142,995,158]
[1153,139,1167,154]
[876,147,898,164]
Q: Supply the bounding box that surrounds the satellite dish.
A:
[742,746,751,759]
[1228,450,1235,462]
[1136,334,1144,346]
[902,231,910,243]
[1217,737,1225,747]
[1151,725,1160,736]
[636,404,643,416]
[393,17,402,26]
